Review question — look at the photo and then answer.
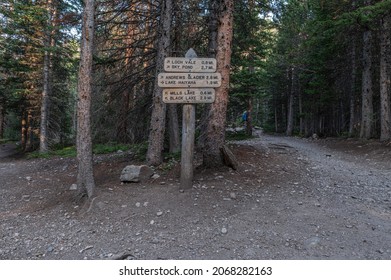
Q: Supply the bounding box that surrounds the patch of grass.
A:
[27,146,76,159]
[0,139,12,144]
[164,151,181,161]
[130,142,148,161]
[26,143,132,159]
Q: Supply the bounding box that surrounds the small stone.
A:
[298,202,303,205]
[305,237,321,248]
[221,227,228,234]
[26,176,32,181]
[156,211,163,217]
[143,202,149,207]
[230,192,237,199]
[150,220,155,225]
[135,202,141,207]
[69,184,78,191]
[151,174,160,179]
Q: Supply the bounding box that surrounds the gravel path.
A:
[1,135,390,259]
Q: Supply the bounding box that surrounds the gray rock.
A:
[69,184,78,191]
[221,227,228,234]
[305,237,321,248]
[120,165,154,183]
[151,173,160,179]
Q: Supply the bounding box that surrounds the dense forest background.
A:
[1,0,390,154]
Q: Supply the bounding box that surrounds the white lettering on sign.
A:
[158,73,221,88]
[162,88,215,104]
[164,58,217,73]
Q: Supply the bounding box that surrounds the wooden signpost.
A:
[158,48,220,189]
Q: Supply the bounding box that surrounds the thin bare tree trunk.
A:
[0,104,4,139]
[286,67,295,136]
[25,110,33,152]
[203,0,234,167]
[76,0,96,198]
[146,0,172,166]
[349,37,357,137]
[360,2,374,139]
[168,104,180,153]
[39,1,51,153]
[246,97,253,136]
[380,14,391,141]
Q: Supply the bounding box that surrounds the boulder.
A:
[120,165,154,183]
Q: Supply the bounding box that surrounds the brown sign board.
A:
[164,57,217,73]
[162,88,215,104]
[158,73,221,88]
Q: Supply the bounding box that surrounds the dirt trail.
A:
[0,135,390,260]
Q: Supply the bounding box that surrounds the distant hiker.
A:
[242,111,248,122]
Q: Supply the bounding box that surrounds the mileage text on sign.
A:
[164,57,217,73]
[158,73,222,88]
[162,88,215,104]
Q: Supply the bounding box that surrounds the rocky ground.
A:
[0,133,390,260]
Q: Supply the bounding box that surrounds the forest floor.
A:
[1,132,391,260]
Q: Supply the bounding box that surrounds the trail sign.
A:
[158,73,221,88]
[163,88,215,104]
[164,57,217,73]
[157,48,221,190]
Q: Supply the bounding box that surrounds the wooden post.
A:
[180,49,197,189]
[180,103,196,189]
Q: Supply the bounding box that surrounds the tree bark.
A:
[380,14,391,141]
[0,104,4,139]
[246,97,253,136]
[76,0,96,198]
[146,0,172,166]
[168,104,180,153]
[203,0,234,168]
[349,36,358,137]
[39,0,54,153]
[286,67,295,136]
[197,0,218,150]
[360,3,374,139]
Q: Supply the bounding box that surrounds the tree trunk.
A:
[0,104,4,139]
[21,113,27,150]
[116,89,130,143]
[246,97,253,136]
[40,0,57,153]
[197,0,219,150]
[76,0,96,198]
[39,23,50,153]
[349,37,358,137]
[25,110,33,152]
[360,5,374,139]
[203,0,234,168]
[286,67,295,136]
[380,14,391,141]
[146,0,172,166]
[168,104,180,153]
